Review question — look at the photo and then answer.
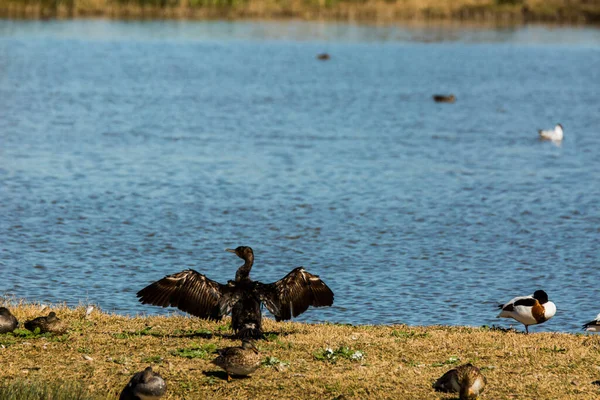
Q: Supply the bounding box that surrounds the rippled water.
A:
[1,20,599,332]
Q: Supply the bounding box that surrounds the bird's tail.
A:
[237,323,263,340]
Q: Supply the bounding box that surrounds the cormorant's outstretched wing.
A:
[137,270,239,320]
[257,267,334,321]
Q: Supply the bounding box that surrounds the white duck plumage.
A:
[497,290,556,333]
[538,124,563,141]
[582,313,600,332]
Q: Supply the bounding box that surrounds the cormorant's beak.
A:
[225,248,236,254]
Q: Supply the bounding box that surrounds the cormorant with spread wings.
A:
[137,246,334,338]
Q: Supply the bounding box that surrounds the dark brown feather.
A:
[513,298,537,307]
[258,267,334,321]
[136,269,239,320]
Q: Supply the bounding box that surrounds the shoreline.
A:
[1,0,600,25]
[0,303,598,399]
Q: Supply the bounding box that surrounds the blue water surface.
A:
[1,20,599,332]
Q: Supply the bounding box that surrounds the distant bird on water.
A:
[0,307,18,333]
[434,363,486,399]
[119,366,166,400]
[24,311,67,334]
[317,53,330,60]
[497,290,556,333]
[212,339,262,381]
[582,313,600,332]
[538,123,563,141]
[433,94,456,103]
[137,246,334,339]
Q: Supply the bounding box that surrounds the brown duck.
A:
[212,339,261,381]
[0,307,18,333]
[137,246,334,339]
[119,366,167,400]
[434,363,486,399]
[24,311,66,334]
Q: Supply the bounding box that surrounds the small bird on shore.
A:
[497,290,556,333]
[433,94,456,103]
[433,363,486,399]
[538,124,563,141]
[212,339,261,382]
[24,311,67,334]
[0,307,18,333]
[119,366,166,400]
[582,313,600,332]
[137,246,334,339]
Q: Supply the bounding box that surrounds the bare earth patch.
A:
[1,302,599,399]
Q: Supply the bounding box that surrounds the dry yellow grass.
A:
[1,302,600,399]
[0,0,599,23]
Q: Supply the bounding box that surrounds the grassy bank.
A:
[1,302,600,399]
[0,0,599,24]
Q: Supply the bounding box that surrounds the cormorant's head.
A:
[226,246,254,261]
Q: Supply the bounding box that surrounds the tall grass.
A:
[0,380,95,400]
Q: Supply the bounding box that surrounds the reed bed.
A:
[1,302,600,399]
[0,0,599,23]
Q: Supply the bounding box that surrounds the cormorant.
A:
[137,246,334,338]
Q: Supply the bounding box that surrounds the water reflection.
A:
[0,19,599,44]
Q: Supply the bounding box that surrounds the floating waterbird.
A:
[119,366,167,400]
[582,313,600,332]
[433,363,486,399]
[433,94,456,103]
[538,124,563,141]
[0,307,18,333]
[24,311,67,334]
[317,53,330,60]
[212,339,262,381]
[137,246,334,338]
[497,290,556,333]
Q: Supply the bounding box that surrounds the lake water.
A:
[1,20,599,333]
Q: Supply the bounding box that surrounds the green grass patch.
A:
[112,326,163,339]
[391,330,430,339]
[262,356,290,369]
[432,356,460,367]
[171,343,218,359]
[142,355,164,363]
[314,346,364,363]
[541,346,567,354]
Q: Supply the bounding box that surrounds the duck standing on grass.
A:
[582,313,600,332]
[24,311,67,334]
[434,363,486,399]
[497,290,556,333]
[0,307,18,333]
[119,366,166,400]
[137,246,334,339]
[212,339,261,381]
